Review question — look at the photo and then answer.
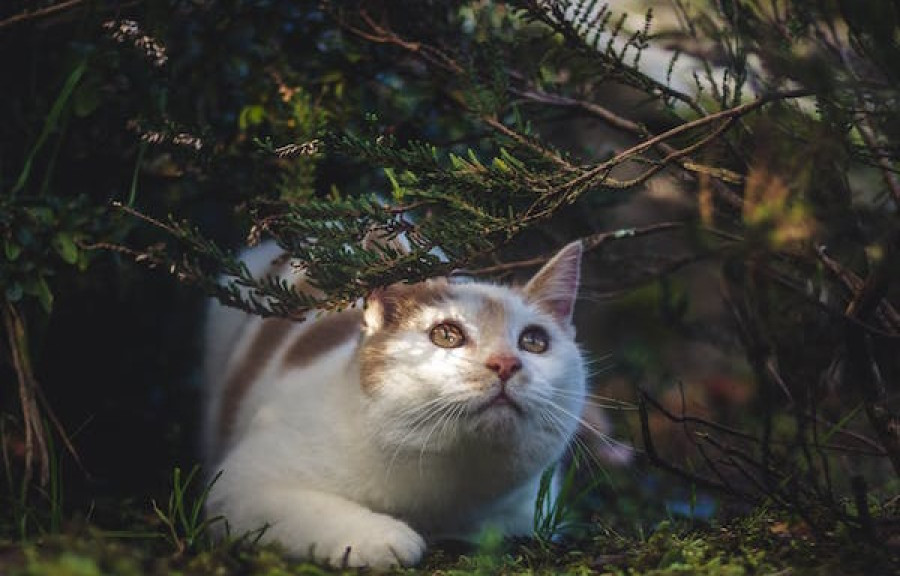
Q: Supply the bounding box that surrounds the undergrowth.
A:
[1,497,896,575]
[2,458,897,574]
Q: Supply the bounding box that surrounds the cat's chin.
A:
[469,398,524,434]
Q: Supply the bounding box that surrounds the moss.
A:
[2,509,897,576]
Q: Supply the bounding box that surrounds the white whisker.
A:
[541,398,636,454]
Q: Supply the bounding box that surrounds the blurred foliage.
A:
[1,0,900,572]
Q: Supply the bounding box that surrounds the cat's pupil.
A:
[430,322,465,348]
[518,326,549,354]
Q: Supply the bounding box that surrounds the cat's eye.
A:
[430,322,466,348]
[519,326,549,354]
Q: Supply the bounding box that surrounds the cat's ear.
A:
[363,280,449,334]
[523,241,582,326]
[361,230,412,334]
[363,287,390,333]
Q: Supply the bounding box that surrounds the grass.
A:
[1,458,897,576]
[1,451,897,575]
[150,466,224,556]
[1,507,897,575]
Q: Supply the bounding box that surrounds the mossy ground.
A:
[2,510,896,576]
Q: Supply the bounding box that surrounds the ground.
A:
[2,510,896,576]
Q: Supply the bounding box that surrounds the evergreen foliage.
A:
[157,0,900,539]
[1,0,899,564]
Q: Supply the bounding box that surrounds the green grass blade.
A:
[12,60,87,195]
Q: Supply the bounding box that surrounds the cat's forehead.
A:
[401,281,535,328]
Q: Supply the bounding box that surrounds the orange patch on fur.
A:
[281,309,363,369]
[360,280,451,393]
[216,252,334,449]
[219,318,294,442]
[370,280,449,331]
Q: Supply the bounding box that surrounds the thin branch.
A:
[855,116,900,205]
[816,246,900,332]
[457,222,686,275]
[481,115,578,172]
[638,392,737,495]
[0,0,85,30]
[510,86,745,185]
[3,302,48,487]
[642,386,883,456]
[562,89,811,193]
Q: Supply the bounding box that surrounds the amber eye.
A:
[519,326,549,354]
[429,322,466,348]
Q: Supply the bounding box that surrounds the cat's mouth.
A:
[474,389,524,415]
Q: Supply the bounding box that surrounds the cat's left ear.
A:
[523,241,582,326]
[363,287,390,334]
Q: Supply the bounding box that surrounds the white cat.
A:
[201,240,587,569]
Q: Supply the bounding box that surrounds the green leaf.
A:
[76,249,91,272]
[24,276,54,314]
[13,59,88,194]
[28,206,54,225]
[73,76,102,118]
[53,232,79,265]
[384,167,404,200]
[4,241,22,261]
[238,105,266,130]
[36,277,54,314]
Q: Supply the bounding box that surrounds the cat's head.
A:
[359,242,586,460]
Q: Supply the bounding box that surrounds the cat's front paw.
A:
[319,513,426,569]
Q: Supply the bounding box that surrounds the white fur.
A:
[202,242,586,569]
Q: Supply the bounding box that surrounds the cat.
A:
[201,240,587,569]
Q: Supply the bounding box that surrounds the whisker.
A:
[382,395,470,480]
[542,400,636,454]
[584,366,617,379]
[549,389,636,407]
[418,404,459,475]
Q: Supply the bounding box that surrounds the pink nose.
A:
[485,354,522,382]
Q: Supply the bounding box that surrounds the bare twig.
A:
[855,117,900,206]
[510,86,745,185]
[3,302,48,487]
[562,89,811,193]
[815,246,900,332]
[638,392,737,495]
[843,230,900,477]
[0,0,85,30]
[457,222,686,275]
[642,387,882,456]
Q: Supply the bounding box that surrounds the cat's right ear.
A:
[523,241,582,327]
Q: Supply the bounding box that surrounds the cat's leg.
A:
[208,479,426,568]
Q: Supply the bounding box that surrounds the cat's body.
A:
[202,241,586,568]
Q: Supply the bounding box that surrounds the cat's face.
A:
[360,243,585,460]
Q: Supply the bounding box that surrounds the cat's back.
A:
[200,242,362,466]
